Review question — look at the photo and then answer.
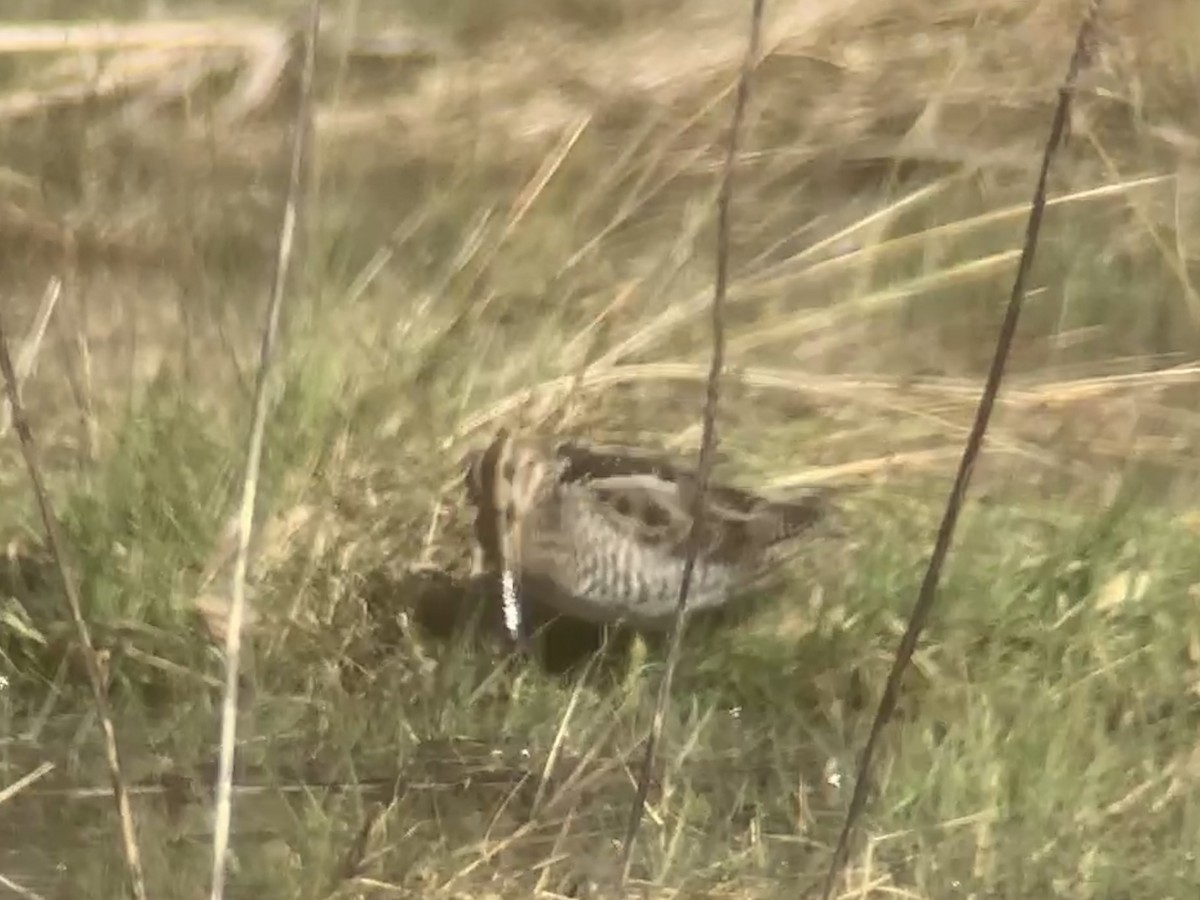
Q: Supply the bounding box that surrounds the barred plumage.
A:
[463,428,831,634]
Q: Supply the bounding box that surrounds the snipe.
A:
[463,428,831,639]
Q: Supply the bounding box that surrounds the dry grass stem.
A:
[0,313,147,898]
[0,762,55,807]
[619,0,767,884]
[0,872,48,900]
[0,20,286,53]
[819,3,1108,896]
[0,277,60,437]
[207,5,320,900]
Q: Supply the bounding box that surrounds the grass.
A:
[2,0,1200,897]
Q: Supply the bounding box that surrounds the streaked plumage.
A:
[463,428,830,636]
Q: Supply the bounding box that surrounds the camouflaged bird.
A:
[463,428,831,637]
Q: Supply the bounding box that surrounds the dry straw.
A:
[207,5,320,900]
[819,2,1108,897]
[619,0,768,885]
[0,277,59,437]
[0,300,147,898]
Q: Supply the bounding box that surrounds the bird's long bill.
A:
[501,568,522,640]
[501,527,523,641]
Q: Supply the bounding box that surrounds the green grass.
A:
[2,1,1200,898]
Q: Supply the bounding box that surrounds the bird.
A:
[462,427,832,642]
